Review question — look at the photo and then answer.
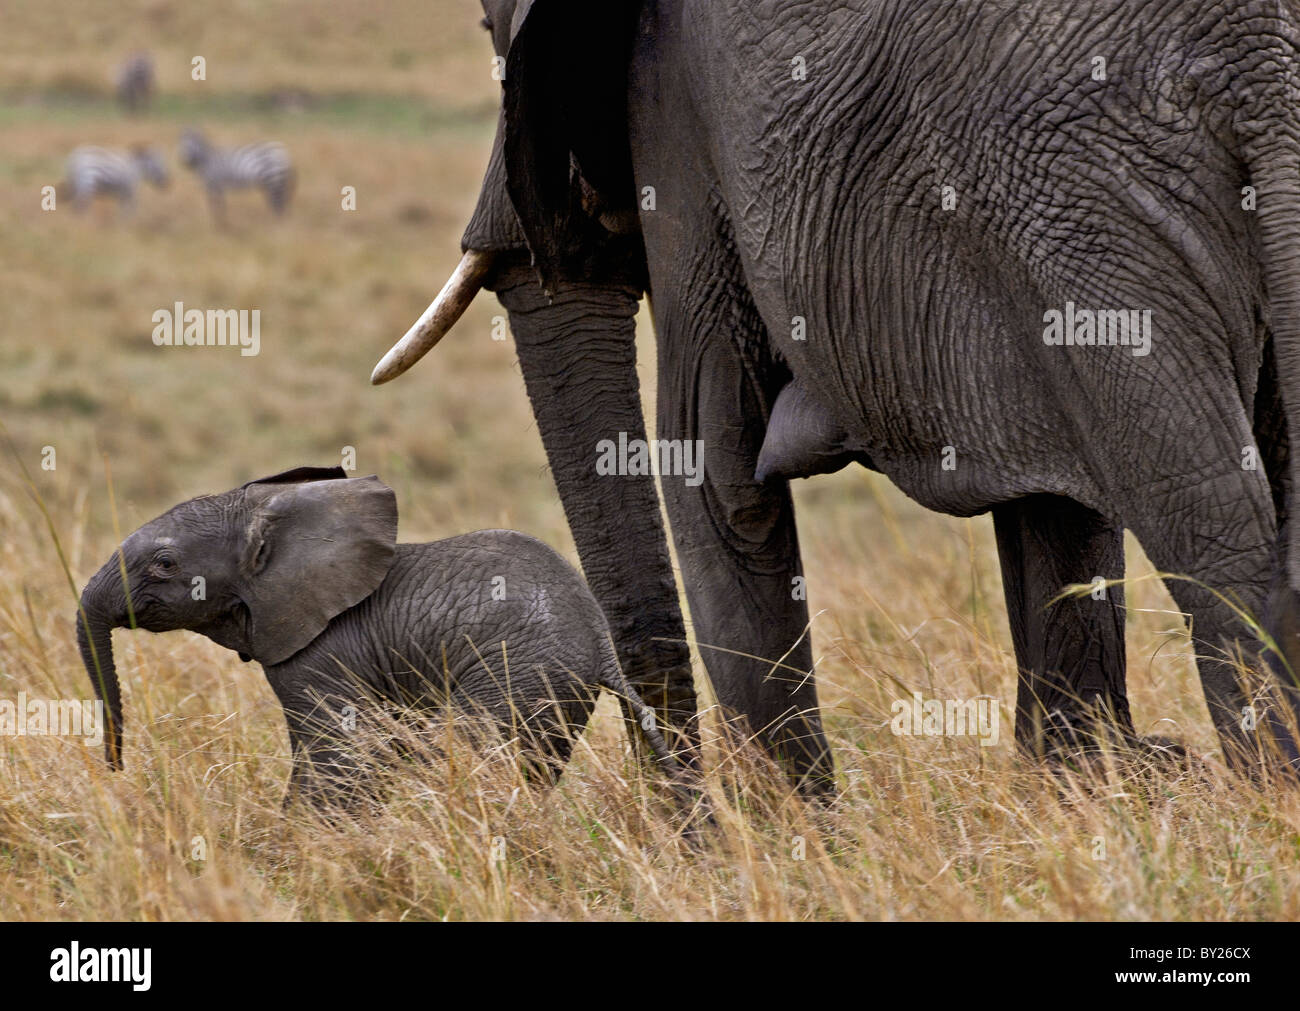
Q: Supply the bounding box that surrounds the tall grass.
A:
[4,465,1300,920]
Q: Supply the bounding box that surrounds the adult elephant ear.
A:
[239,474,398,665]
[504,0,640,293]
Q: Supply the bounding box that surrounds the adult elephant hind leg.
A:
[1127,472,1299,775]
[1262,555,1300,772]
[1236,68,1300,772]
[993,496,1133,760]
[1255,345,1300,772]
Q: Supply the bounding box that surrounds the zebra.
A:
[179,128,295,222]
[63,145,169,215]
[114,53,155,114]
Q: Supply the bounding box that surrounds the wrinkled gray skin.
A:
[439,0,1300,785]
[75,466,676,806]
[444,2,700,782]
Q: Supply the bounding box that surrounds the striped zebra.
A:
[179,128,295,222]
[115,53,155,114]
[63,146,169,214]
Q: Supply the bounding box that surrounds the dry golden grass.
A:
[2,0,1299,921]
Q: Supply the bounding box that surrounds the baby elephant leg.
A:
[448,674,599,786]
[447,659,679,786]
[281,701,374,809]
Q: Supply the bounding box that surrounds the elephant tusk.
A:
[370,248,496,385]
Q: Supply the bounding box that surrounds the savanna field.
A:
[0,0,1297,921]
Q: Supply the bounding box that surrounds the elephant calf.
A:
[75,466,676,806]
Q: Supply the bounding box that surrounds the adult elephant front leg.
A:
[653,294,834,796]
[993,496,1132,757]
[491,258,699,763]
[486,0,822,787]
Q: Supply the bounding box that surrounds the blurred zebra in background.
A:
[179,128,295,223]
[63,145,169,215]
[115,53,155,114]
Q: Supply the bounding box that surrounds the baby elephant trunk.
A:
[75,556,128,769]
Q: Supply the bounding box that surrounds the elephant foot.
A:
[1034,727,1211,792]
[1019,706,1197,772]
[1131,734,1188,763]
[1018,705,1127,758]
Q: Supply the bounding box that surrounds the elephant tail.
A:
[1240,56,1300,590]
[596,643,682,780]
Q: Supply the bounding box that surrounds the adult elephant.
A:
[375,0,1300,786]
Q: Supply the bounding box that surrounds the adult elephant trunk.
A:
[489,257,698,760]
[76,557,127,769]
[371,240,699,761]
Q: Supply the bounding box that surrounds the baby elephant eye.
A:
[151,555,178,576]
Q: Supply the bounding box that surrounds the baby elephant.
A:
[76,466,676,805]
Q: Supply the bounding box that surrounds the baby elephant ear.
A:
[242,465,348,488]
[241,475,398,665]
